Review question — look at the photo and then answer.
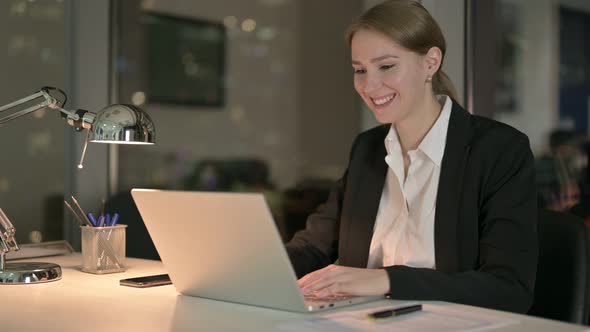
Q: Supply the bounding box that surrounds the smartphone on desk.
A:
[120,274,172,288]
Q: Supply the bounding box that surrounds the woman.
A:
[286,0,537,314]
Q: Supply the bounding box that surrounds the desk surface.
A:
[1,255,588,331]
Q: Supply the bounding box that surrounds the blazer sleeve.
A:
[384,132,538,314]
[285,136,360,278]
[285,176,343,278]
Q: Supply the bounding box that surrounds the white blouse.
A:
[367,95,452,269]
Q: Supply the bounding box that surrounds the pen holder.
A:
[80,225,127,274]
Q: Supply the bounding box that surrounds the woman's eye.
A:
[353,68,366,74]
[380,64,395,71]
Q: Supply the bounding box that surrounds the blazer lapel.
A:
[344,125,388,268]
[434,102,473,272]
[343,103,473,270]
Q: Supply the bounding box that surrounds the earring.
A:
[426,76,432,83]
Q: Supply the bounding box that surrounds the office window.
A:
[469,0,590,220]
[0,0,66,244]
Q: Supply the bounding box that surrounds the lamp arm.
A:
[0,89,80,125]
[0,208,18,270]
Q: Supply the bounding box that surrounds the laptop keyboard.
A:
[304,293,354,305]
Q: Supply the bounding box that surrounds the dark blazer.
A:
[286,101,538,314]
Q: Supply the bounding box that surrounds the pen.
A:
[64,201,85,226]
[111,213,119,226]
[368,304,422,319]
[97,215,105,227]
[87,213,98,227]
[71,196,93,226]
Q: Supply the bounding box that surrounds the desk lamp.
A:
[0,87,155,284]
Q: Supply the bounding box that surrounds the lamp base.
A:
[0,262,62,284]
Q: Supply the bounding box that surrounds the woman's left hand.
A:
[298,265,390,297]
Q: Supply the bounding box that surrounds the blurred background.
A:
[0,0,589,260]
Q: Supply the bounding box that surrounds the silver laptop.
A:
[131,189,382,312]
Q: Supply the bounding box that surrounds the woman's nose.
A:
[362,73,382,93]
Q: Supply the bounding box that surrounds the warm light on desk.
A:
[0,87,156,284]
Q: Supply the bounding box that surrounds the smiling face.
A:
[351,28,436,125]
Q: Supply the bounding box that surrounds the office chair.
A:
[528,209,590,325]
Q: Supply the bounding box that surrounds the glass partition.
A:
[112,0,363,258]
[0,0,66,244]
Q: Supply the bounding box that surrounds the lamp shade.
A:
[90,104,155,144]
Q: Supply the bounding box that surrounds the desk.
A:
[1,255,588,331]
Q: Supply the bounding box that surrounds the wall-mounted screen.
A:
[143,12,226,107]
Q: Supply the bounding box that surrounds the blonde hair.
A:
[346,0,458,101]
